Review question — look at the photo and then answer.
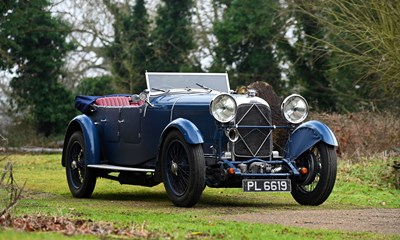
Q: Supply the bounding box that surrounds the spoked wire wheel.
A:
[66,131,96,198]
[165,140,190,196]
[161,130,205,207]
[70,141,85,188]
[291,142,337,205]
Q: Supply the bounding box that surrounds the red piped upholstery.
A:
[95,96,145,107]
[130,100,145,106]
[95,97,131,106]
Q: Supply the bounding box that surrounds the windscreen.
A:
[146,72,230,94]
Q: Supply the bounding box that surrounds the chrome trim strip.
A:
[170,96,183,122]
[87,164,155,172]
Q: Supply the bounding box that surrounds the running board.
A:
[87,164,155,173]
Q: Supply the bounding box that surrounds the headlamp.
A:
[210,94,237,123]
[281,94,308,124]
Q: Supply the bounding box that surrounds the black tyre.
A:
[291,142,337,206]
[65,131,96,198]
[161,130,205,207]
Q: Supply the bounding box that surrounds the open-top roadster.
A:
[62,72,338,207]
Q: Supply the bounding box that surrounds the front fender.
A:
[284,120,338,161]
[61,114,101,166]
[160,118,204,145]
[154,118,204,182]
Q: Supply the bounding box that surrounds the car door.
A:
[119,107,143,144]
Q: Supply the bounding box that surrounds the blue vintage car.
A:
[61,72,338,207]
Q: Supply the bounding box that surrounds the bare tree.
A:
[51,0,115,88]
[298,0,400,103]
[192,0,223,70]
[48,0,230,92]
[52,0,224,87]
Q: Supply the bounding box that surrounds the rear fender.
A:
[61,115,101,166]
[284,120,338,161]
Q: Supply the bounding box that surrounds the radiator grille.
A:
[234,103,272,157]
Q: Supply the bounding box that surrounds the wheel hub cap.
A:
[71,160,77,170]
[171,161,178,176]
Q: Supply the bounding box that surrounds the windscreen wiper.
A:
[151,87,170,93]
[196,83,213,92]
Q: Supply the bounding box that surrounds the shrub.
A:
[312,112,400,159]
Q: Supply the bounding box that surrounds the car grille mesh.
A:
[234,103,272,158]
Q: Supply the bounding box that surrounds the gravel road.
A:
[220,209,400,235]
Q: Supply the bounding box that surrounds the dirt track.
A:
[220,209,400,235]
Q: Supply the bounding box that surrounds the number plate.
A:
[242,179,291,192]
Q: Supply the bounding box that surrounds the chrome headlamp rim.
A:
[281,94,309,124]
[210,93,237,123]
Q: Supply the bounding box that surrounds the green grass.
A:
[0,154,399,239]
[331,157,400,208]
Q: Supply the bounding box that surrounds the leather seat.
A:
[95,97,131,106]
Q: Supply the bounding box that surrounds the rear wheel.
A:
[65,131,96,198]
[291,142,337,205]
[161,130,205,207]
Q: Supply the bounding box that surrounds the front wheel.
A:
[161,130,205,207]
[291,142,337,206]
[65,131,97,198]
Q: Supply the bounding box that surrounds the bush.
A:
[312,112,400,159]
[1,118,64,148]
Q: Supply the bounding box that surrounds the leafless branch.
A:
[0,136,24,226]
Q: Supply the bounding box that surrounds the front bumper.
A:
[205,157,301,188]
[222,158,300,178]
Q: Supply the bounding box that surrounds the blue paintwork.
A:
[152,93,218,153]
[160,118,204,144]
[63,86,338,187]
[284,120,338,161]
[64,95,337,168]
[73,93,217,167]
[61,73,342,207]
[64,114,101,165]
